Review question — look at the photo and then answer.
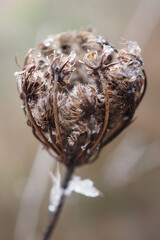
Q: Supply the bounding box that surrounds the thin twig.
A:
[14,147,54,240]
[42,165,74,240]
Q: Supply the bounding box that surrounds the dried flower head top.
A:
[15,29,146,167]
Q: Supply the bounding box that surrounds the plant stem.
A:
[42,165,74,240]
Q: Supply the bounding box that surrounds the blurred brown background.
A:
[0,0,160,239]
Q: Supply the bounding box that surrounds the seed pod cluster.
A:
[15,29,146,166]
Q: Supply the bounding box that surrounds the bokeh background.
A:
[0,0,160,239]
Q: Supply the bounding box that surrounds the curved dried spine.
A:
[33,126,58,158]
[15,54,23,69]
[43,96,63,155]
[52,73,64,151]
[81,48,111,159]
[32,127,49,148]
[25,99,59,154]
[48,124,62,155]
[51,51,76,152]
[89,71,109,153]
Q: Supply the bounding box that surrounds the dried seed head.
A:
[15,29,146,167]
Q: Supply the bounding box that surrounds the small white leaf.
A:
[48,164,62,213]
[64,176,101,197]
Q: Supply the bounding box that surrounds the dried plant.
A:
[15,29,147,240]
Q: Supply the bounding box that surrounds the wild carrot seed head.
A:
[15,29,146,166]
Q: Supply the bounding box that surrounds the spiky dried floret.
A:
[15,29,146,166]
